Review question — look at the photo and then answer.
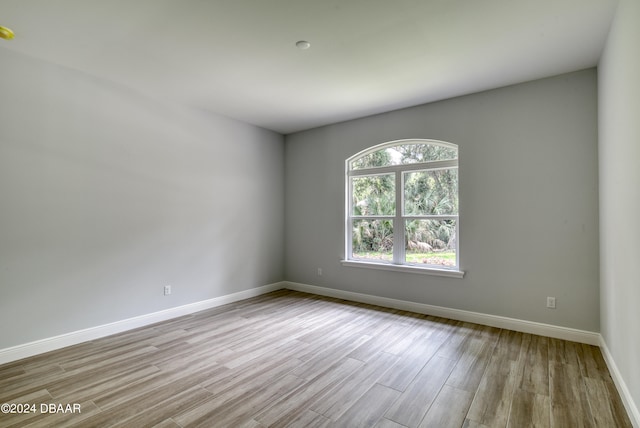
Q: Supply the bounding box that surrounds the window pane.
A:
[391,143,457,164]
[352,219,393,262]
[404,169,458,215]
[351,174,395,216]
[351,143,457,170]
[351,148,396,169]
[405,219,457,267]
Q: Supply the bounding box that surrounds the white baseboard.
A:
[2,280,636,427]
[0,280,601,362]
[283,281,601,345]
[0,282,284,365]
[599,337,640,428]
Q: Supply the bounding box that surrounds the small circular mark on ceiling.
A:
[295,40,311,50]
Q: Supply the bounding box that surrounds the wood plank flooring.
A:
[0,290,632,427]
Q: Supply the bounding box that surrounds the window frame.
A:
[343,139,464,278]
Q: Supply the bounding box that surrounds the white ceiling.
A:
[0,0,618,134]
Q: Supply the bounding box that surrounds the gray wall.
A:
[599,0,640,418]
[0,48,285,349]
[285,69,600,332]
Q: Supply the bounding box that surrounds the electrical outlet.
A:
[317,268,323,276]
[164,285,172,296]
[546,296,556,309]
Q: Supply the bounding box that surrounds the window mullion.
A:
[349,159,458,176]
[393,170,404,264]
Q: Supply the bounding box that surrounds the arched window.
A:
[345,139,462,276]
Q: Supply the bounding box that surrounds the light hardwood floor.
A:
[0,290,632,427]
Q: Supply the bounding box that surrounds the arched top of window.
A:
[349,139,458,171]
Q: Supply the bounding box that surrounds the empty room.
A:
[0,0,638,427]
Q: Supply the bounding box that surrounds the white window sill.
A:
[341,260,465,278]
